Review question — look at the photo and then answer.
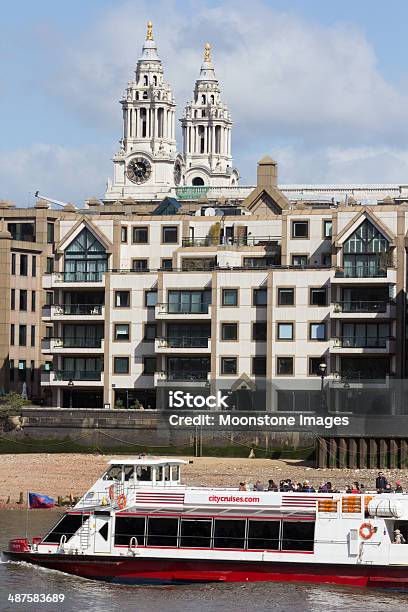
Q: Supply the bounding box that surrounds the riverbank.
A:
[1,453,407,508]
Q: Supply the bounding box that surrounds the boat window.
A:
[147,517,179,546]
[124,466,134,481]
[247,520,280,550]
[164,466,170,481]
[155,466,163,481]
[98,522,109,541]
[180,519,212,548]
[281,521,315,552]
[43,514,87,543]
[114,516,146,546]
[214,519,246,549]
[102,466,122,481]
[171,466,179,481]
[136,466,152,481]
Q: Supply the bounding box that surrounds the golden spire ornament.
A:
[204,42,211,62]
[146,20,153,41]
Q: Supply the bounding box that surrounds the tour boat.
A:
[4,457,408,589]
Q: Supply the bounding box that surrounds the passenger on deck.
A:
[384,484,393,493]
[239,482,247,491]
[376,471,388,492]
[394,529,406,544]
[351,482,360,494]
[253,480,264,491]
[302,480,315,493]
[267,479,278,491]
[396,481,403,493]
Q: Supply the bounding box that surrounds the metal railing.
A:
[166,371,210,381]
[156,303,210,314]
[333,300,390,313]
[157,336,210,348]
[54,370,103,381]
[55,272,105,282]
[181,236,280,248]
[57,337,103,349]
[335,266,388,278]
[59,304,103,315]
[333,336,392,349]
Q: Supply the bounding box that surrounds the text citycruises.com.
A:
[208,495,261,504]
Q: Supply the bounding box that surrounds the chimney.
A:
[257,156,278,189]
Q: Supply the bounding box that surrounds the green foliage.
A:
[207,222,221,245]
[0,392,30,417]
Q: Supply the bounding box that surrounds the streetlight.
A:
[318,362,327,413]
[68,379,74,408]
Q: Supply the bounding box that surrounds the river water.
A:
[1,509,408,611]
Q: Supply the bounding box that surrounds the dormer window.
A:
[343,220,390,277]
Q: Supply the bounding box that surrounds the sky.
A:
[2,0,408,206]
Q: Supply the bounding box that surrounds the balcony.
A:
[43,272,105,289]
[41,337,104,354]
[42,304,105,321]
[331,300,395,319]
[155,336,211,353]
[330,336,396,354]
[41,370,104,386]
[155,303,211,319]
[181,236,280,248]
[154,370,211,386]
[332,267,396,284]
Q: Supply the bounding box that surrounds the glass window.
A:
[281,521,315,551]
[47,222,54,244]
[278,288,294,306]
[10,324,15,345]
[291,221,309,238]
[252,322,267,341]
[114,357,129,374]
[114,324,130,341]
[132,226,148,243]
[31,290,36,312]
[121,226,128,243]
[168,290,210,313]
[19,325,27,346]
[221,357,237,375]
[20,254,28,276]
[43,514,87,544]
[247,520,280,550]
[19,290,27,311]
[161,258,173,270]
[214,519,246,549]
[136,466,152,481]
[277,323,294,340]
[222,288,238,306]
[145,290,158,308]
[180,519,212,548]
[132,259,148,271]
[323,220,332,238]
[9,359,14,381]
[253,288,267,306]
[344,220,388,255]
[252,357,266,376]
[8,222,35,242]
[46,257,54,273]
[114,516,145,546]
[102,466,122,481]
[310,288,327,306]
[310,323,326,341]
[309,357,325,376]
[31,325,35,347]
[221,323,237,341]
[277,357,293,375]
[291,255,308,267]
[144,323,156,341]
[147,517,178,547]
[11,253,16,275]
[162,226,178,244]
[115,291,130,308]
[32,255,36,277]
[143,357,156,375]
[171,465,179,481]
[18,360,26,381]
[46,291,54,306]
[10,289,15,310]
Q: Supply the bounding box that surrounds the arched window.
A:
[143,75,148,86]
[198,126,205,154]
[157,108,164,138]
[343,220,389,277]
[153,75,157,86]
[215,125,221,154]
[210,95,215,104]
[140,108,147,137]
[136,91,139,100]
[64,228,107,281]
[192,177,205,186]
[201,94,206,105]
[143,91,148,100]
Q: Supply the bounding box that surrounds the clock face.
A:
[174,161,182,186]
[127,157,152,184]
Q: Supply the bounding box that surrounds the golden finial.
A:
[204,42,211,62]
[147,20,153,41]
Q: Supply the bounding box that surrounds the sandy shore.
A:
[0,453,407,507]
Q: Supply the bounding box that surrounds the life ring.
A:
[359,522,375,540]
[117,494,127,509]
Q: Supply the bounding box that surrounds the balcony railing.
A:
[54,370,103,381]
[181,236,280,248]
[59,304,103,315]
[333,300,389,313]
[157,303,210,315]
[166,371,210,382]
[56,272,104,282]
[157,336,210,348]
[334,266,387,278]
[333,336,391,349]
[58,337,103,349]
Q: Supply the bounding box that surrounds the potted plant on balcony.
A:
[207,222,221,246]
